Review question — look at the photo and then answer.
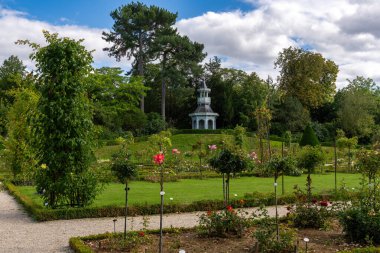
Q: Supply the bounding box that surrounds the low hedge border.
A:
[4,180,343,221]
[70,228,191,253]
[341,247,380,253]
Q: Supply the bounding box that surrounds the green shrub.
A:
[253,207,297,253]
[341,247,380,253]
[340,208,380,244]
[143,112,166,135]
[198,205,250,237]
[299,124,320,147]
[291,204,330,229]
[69,237,93,253]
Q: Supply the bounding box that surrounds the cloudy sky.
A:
[0,0,379,89]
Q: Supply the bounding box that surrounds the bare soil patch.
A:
[85,223,364,253]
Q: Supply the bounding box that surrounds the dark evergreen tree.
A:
[103,1,177,112]
[299,124,320,147]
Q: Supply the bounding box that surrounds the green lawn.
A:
[18,173,361,208]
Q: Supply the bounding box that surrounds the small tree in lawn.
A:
[297,146,325,202]
[209,145,248,205]
[267,156,298,240]
[110,144,137,239]
[299,124,320,147]
[192,140,207,179]
[337,136,358,172]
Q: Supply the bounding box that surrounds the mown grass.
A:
[18,172,361,208]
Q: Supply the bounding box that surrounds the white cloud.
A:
[2,1,380,90]
[177,0,380,89]
[0,8,129,73]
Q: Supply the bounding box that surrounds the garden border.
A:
[70,228,192,253]
[4,181,343,221]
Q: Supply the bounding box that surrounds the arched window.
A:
[208,120,213,130]
[199,119,205,129]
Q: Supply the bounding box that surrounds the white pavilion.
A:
[189,79,219,130]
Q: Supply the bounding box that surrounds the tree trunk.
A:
[334,139,337,193]
[138,34,145,112]
[266,119,271,160]
[124,181,129,239]
[222,174,226,206]
[161,78,166,122]
[161,54,167,122]
[307,169,312,203]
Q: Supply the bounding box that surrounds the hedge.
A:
[340,247,380,253]
[4,181,341,221]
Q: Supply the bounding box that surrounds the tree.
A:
[297,146,325,202]
[271,96,310,135]
[336,76,378,141]
[152,32,205,121]
[86,67,147,133]
[18,31,98,208]
[0,55,27,135]
[209,146,248,205]
[275,47,338,109]
[337,136,358,172]
[0,55,26,101]
[233,72,268,130]
[299,124,320,147]
[103,1,177,112]
[110,143,137,239]
[4,87,39,183]
[255,106,272,162]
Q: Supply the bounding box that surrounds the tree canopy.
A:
[103,1,177,111]
[275,47,339,109]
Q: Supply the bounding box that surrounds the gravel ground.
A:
[0,188,288,253]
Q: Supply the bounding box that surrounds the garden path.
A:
[0,188,288,253]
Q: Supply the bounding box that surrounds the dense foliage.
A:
[18,31,98,208]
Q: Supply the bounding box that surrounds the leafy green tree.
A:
[110,143,137,239]
[209,146,248,205]
[299,124,320,147]
[337,136,358,171]
[18,31,98,208]
[275,47,338,109]
[0,55,26,101]
[86,67,147,134]
[0,55,27,135]
[103,1,177,112]
[4,87,39,183]
[255,106,272,162]
[152,31,205,121]
[336,76,378,141]
[233,72,268,130]
[271,96,310,135]
[297,146,325,202]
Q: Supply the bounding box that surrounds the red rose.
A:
[153,153,165,165]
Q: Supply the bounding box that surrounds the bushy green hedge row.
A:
[341,247,380,253]
[5,181,339,221]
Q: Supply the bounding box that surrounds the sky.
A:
[0,0,379,89]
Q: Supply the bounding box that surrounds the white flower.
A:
[234,194,238,197]
[170,197,173,201]
[303,238,309,242]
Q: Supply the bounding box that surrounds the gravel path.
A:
[0,188,288,253]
